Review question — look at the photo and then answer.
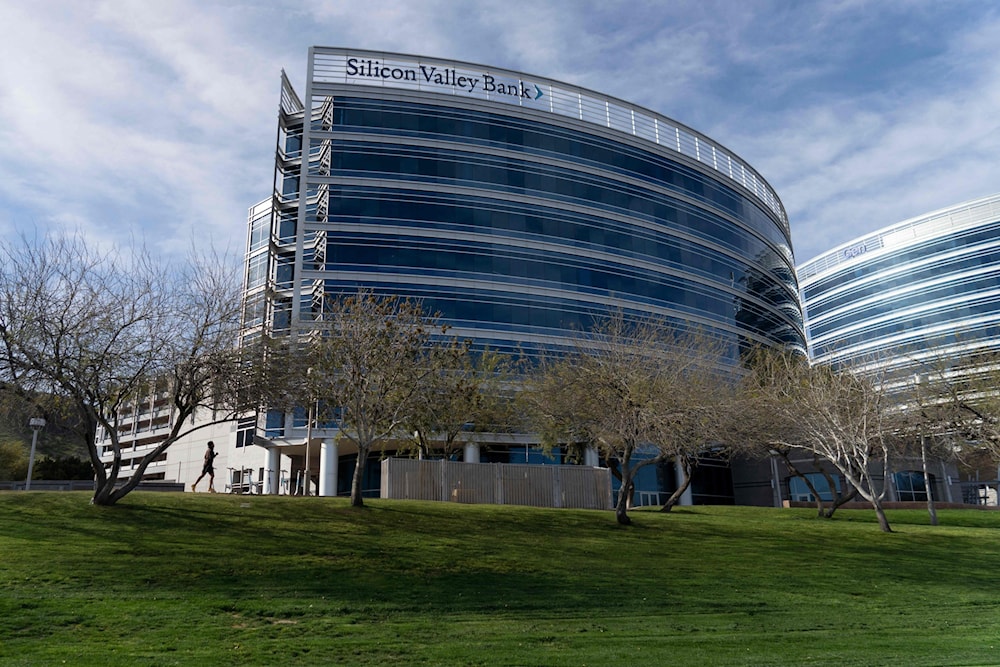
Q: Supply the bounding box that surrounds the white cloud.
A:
[688,4,1000,262]
[0,0,285,252]
[1,0,998,271]
[780,30,1000,261]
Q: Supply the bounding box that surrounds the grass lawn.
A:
[1,492,999,665]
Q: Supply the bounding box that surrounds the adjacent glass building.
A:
[797,194,1000,505]
[800,193,1000,375]
[241,47,804,502]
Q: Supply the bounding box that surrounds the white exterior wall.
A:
[168,420,231,490]
[97,402,272,493]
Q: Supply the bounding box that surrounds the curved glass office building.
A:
[241,47,804,503]
[244,47,803,358]
[800,193,1000,375]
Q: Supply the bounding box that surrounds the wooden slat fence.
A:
[380,458,612,510]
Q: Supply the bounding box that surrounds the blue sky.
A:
[2,0,998,264]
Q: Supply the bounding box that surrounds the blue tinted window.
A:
[325,188,799,308]
[804,225,1000,301]
[809,272,1000,338]
[811,295,1000,356]
[894,471,933,502]
[328,97,786,248]
[787,473,841,502]
[323,140,788,253]
[265,409,284,438]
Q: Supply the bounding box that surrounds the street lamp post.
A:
[303,367,313,496]
[25,417,46,491]
[304,400,313,496]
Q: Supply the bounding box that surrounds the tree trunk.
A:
[108,471,146,504]
[615,470,633,525]
[776,449,828,517]
[813,467,837,518]
[847,472,893,533]
[874,501,893,533]
[83,416,115,505]
[615,496,632,525]
[92,477,117,506]
[920,434,938,526]
[92,454,119,506]
[660,457,692,513]
[821,485,858,519]
[350,445,369,507]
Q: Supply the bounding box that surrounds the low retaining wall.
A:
[782,500,996,510]
[1,480,185,493]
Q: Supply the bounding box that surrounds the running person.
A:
[191,441,218,493]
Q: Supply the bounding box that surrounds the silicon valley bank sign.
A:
[345,57,544,101]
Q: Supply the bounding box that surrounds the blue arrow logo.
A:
[534,84,543,100]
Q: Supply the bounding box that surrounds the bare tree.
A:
[0,234,253,505]
[924,348,1000,461]
[897,343,1000,515]
[892,370,961,525]
[525,312,733,525]
[728,386,861,519]
[404,345,519,460]
[0,439,28,481]
[651,331,735,513]
[770,446,858,518]
[300,290,444,507]
[738,349,896,532]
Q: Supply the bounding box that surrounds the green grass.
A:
[2,493,1000,666]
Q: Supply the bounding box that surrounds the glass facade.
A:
[799,193,1000,380]
[787,473,841,503]
[244,48,802,360]
[242,48,804,501]
[894,471,934,502]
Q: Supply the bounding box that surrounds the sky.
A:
[2,0,999,265]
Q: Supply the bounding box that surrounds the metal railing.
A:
[306,47,788,233]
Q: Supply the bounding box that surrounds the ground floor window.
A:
[481,445,564,465]
[235,416,257,448]
[691,454,735,505]
[787,473,840,502]
[609,450,735,507]
[894,470,934,502]
[336,453,382,498]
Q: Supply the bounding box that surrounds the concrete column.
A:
[264,447,281,495]
[584,445,600,467]
[319,440,339,497]
[675,456,693,506]
[463,442,480,464]
[940,461,954,503]
[885,469,898,502]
